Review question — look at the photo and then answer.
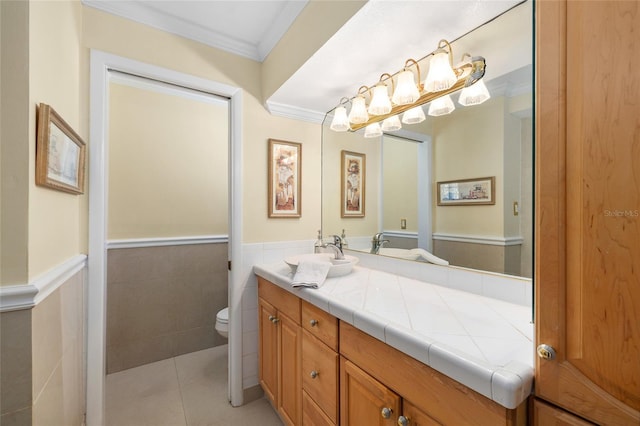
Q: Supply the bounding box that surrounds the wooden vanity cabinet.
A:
[258,277,302,426]
[301,301,339,425]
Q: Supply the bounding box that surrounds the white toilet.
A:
[215,307,229,338]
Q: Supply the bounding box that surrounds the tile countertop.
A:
[253,261,534,410]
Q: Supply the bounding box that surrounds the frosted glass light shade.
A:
[424,50,457,93]
[428,95,455,116]
[381,115,402,132]
[363,122,382,138]
[392,70,420,105]
[330,106,350,131]
[458,79,491,106]
[348,96,369,124]
[402,105,426,124]
[368,84,392,115]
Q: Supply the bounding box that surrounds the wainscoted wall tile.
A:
[31,288,63,401]
[242,353,259,389]
[107,243,228,373]
[0,309,32,417]
[32,359,64,426]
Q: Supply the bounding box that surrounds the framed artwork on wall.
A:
[268,138,302,218]
[341,150,366,218]
[35,103,86,194]
[437,176,496,206]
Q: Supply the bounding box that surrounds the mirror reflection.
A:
[322,1,532,278]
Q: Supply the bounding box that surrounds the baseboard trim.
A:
[242,384,264,405]
[0,254,87,312]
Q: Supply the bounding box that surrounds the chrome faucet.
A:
[371,232,389,254]
[323,235,345,260]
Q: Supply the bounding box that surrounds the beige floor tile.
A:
[106,346,282,426]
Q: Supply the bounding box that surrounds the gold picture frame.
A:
[268,139,302,218]
[437,176,496,206]
[35,103,86,194]
[341,150,366,218]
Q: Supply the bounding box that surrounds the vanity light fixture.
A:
[368,74,393,116]
[327,39,488,133]
[329,97,351,131]
[381,115,402,132]
[363,122,383,138]
[348,87,369,124]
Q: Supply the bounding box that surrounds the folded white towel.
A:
[410,248,449,265]
[292,260,331,289]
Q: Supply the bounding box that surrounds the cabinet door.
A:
[340,358,400,426]
[401,400,443,426]
[536,1,640,424]
[259,297,278,404]
[278,312,301,426]
[532,399,595,426]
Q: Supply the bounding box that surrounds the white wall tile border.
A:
[432,232,524,246]
[0,254,87,312]
[106,235,228,249]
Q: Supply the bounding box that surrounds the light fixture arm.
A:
[404,58,422,91]
[437,39,454,68]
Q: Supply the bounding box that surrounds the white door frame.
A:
[87,50,244,425]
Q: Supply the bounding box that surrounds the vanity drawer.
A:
[301,300,338,351]
[302,329,339,424]
[302,391,335,426]
[258,277,300,323]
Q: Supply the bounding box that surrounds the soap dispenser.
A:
[341,229,349,249]
[314,230,324,253]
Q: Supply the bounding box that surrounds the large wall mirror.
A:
[322,1,533,278]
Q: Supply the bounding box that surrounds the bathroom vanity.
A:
[254,258,532,425]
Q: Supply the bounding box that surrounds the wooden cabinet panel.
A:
[340,358,401,426]
[532,399,595,426]
[259,298,278,404]
[535,1,640,424]
[258,276,301,323]
[278,312,301,426]
[302,391,334,426]
[302,300,339,351]
[402,399,443,426]
[302,329,339,423]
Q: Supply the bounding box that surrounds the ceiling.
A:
[83,0,527,121]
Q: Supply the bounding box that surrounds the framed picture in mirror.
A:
[268,138,302,218]
[437,176,495,206]
[35,103,86,194]
[341,150,366,217]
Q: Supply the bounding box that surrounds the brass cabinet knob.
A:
[268,315,279,324]
[398,416,409,426]
[537,344,556,360]
[310,370,319,379]
[381,407,392,419]
[310,319,319,327]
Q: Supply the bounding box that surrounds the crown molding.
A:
[265,101,326,124]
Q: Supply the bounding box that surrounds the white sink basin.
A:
[284,253,359,278]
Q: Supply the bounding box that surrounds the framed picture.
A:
[35,103,86,194]
[437,176,496,206]
[268,139,302,218]
[341,150,366,217]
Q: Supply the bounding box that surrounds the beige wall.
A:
[383,135,418,233]
[82,6,322,244]
[108,81,228,239]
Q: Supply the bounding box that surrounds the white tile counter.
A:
[253,258,534,410]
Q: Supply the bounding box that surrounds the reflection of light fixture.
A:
[348,86,369,124]
[402,105,426,124]
[424,40,456,92]
[457,54,491,106]
[327,40,488,132]
[330,97,350,131]
[382,115,402,131]
[364,122,382,138]
[368,74,393,115]
[428,94,455,116]
[392,59,421,105]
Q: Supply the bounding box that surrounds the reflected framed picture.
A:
[35,103,86,194]
[341,150,366,217]
[437,176,495,206]
[268,139,302,218]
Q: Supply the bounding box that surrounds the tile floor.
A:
[106,345,283,426]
